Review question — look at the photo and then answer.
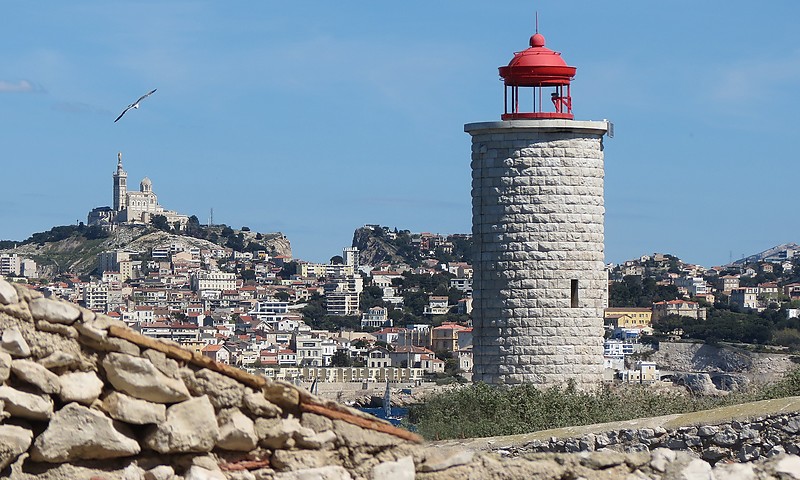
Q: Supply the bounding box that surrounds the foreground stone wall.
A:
[0,279,424,479]
[466,120,608,388]
[5,276,800,480]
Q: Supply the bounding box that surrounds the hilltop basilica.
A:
[87,153,188,229]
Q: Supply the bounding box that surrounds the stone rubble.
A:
[4,276,800,479]
[500,409,800,466]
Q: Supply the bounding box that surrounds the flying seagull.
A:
[114,88,157,123]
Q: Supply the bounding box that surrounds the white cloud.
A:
[0,80,43,93]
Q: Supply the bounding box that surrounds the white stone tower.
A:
[466,29,608,388]
[113,152,127,212]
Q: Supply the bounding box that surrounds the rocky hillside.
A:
[647,341,796,386]
[2,224,291,278]
[351,227,412,267]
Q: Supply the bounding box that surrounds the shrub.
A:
[407,370,800,440]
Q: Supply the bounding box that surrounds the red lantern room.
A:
[499,30,576,120]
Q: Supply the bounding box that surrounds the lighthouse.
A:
[466,28,608,388]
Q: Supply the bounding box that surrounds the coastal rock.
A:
[180,367,244,409]
[372,456,415,480]
[0,351,10,382]
[31,402,140,462]
[144,465,176,480]
[38,350,80,369]
[273,466,352,480]
[184,465,227,480]
[243,387,282,417]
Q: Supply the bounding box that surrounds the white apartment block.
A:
[343,246,359,269]
[603,339,634,358]
[82,283,109,312]
[0,254,20,276]
[424,296,450,316]
[326,292,360,316]
[0,254,33,277]
[675,276,707,296]
[191,271,236,293]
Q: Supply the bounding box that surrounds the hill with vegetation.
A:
[0,218,290,279]
[351,225,472,268]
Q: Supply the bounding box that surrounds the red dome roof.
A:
[499,32,576,87]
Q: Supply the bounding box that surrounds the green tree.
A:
[278,261,297,279]
[331,350,352,367]
[359,285,385,311]
[151,215,170,232]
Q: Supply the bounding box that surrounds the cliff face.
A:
[649,341,795,385]
[351,227,406,267]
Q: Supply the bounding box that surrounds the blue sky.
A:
[1,1,799,267]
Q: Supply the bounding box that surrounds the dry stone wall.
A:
[0,279,424,480]
[5,276,800,480]
[466,120,608,388]
[501,411,800,464]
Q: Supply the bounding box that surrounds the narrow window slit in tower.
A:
[571,279,579,308]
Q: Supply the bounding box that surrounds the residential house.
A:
[423,296,450,317]
[652,300,707,321]
[201,344,231,364]
[388,345,434,369]
[674,276,707,297]
[758,283,780,301]
[730,287,759,310]
[604,339,634,358]
[619,361,660,384]
[295,335,323,367]
[373,327,405,345]
[604,307,652,328]
[431,323,472,352]
[454,346,473,378]
[361,306,391,330]
[419,354,445,373]
[367,347,392,369]
[278,349,297,366]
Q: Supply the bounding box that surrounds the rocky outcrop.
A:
[653,341,795,386]
[351,227,410,267]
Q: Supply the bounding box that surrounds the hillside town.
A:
[3,229,800,390]
[0,226,476,386]
[2,157,799,388]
